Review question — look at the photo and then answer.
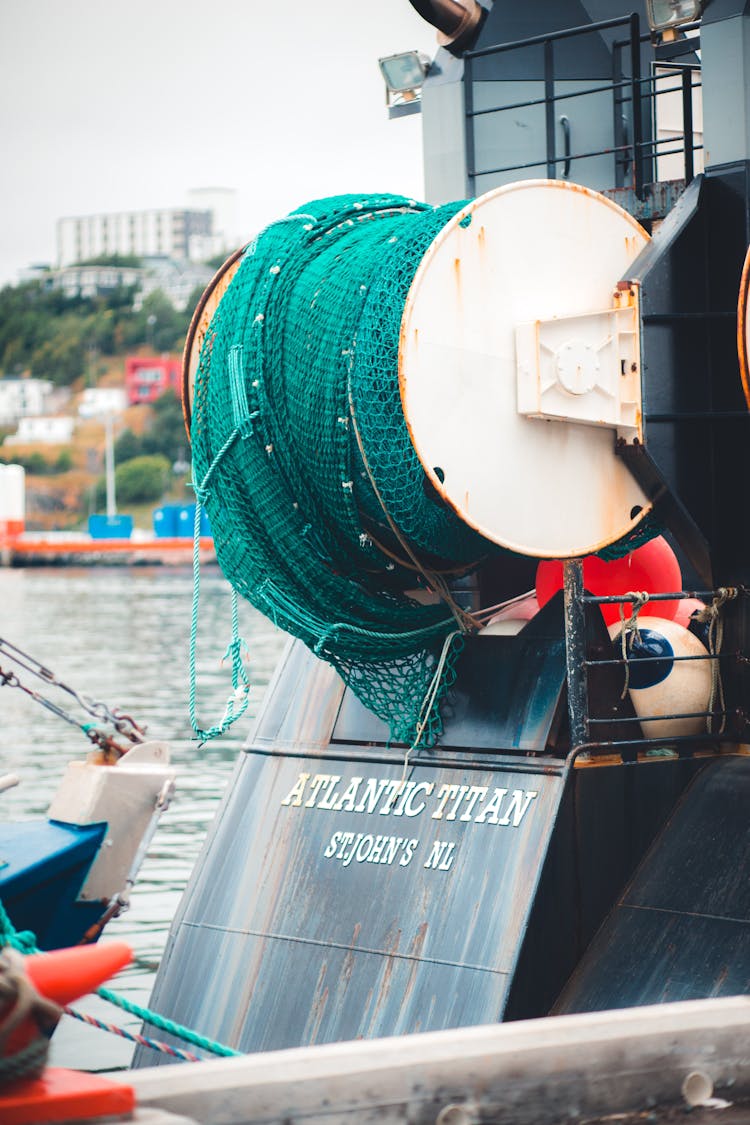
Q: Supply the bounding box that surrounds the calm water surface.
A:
[0,565,286,1069]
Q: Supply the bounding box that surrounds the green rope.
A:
[0,897,36,955]
[97,986,241,1058]
[0,898,241,1059]
[189,458,251,744]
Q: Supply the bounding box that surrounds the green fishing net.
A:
[190,193,497,747]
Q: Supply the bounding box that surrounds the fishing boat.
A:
[5,0,750,1121]
[0,637,175,951]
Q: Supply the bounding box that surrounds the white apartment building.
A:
[57,207,215,266]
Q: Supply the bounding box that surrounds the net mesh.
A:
[190,194,495,747]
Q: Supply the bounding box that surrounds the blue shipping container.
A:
[175,504,211,538]
[88,514,134,540]
[153,504,180,537]
[176,504,195,537]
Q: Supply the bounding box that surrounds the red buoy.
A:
[535,536,682,627]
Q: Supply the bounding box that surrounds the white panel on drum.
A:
[399,180,652,558]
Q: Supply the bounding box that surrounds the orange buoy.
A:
[0,942,134,1123]
[1,942,132,1062]
[24,942,132,1009]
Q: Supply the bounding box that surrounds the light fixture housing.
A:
[378,51,429,95]
[645,0,705,33]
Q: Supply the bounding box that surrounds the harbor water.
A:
[0,565,285,1069]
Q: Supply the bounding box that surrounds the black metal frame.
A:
[464,14,701,205]
[562,559,745,759]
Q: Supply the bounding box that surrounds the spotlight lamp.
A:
[645,0,705,33]
[378,51,430,97]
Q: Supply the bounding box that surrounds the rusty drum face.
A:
[181,248,244,437]
[399,180,652,559]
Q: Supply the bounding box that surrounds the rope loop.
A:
[0,947,61,1084]
[193,481,211,506]
[189,495,251,745]
[697,587,738,734]
[615,591,650,700]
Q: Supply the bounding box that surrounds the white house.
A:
[78,387,128,419]
[5,416,75,445]
[0,378,53,425]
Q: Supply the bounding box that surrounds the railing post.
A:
[544,38,556,178]
[563,559,589,750]
[682,65,695,184]
[629,11,644,199]
[464,51,476,197]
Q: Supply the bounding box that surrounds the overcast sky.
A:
[0,0,437,285]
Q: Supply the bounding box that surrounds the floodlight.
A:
[378,51,429,95]
[646,0,705,33]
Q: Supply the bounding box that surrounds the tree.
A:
[30,330,86,385]
[112,454,170,504]
[115,392,188,470]
[141,392,188,464]
[127,290,188,354]
[114,428,142,465]
[0,277,189,384]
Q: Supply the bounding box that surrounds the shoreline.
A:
[1,533,216,567]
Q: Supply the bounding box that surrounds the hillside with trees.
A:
[0,275,199,383]
[0,270,204,529]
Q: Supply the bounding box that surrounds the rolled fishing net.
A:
[190,193,498,747]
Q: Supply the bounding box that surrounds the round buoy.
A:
[535,536,682,627]
[608,616,711,738]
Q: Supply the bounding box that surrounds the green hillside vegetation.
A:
[0,271,202,527]
[0,278,202,383]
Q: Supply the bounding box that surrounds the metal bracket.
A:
[515,286,642,441]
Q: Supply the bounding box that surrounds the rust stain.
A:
[336,922,362,998]
[307,984,329,1045]
[453,257,462,303]
[306,960,329,1045]
[401,922,430,1009]
[410,921,429,959]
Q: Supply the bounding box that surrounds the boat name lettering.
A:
[280,772,538,828]
[323,832,419,867]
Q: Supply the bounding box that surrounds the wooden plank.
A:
[130,996,750,1125]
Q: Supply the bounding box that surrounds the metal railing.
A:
[562,561,745,759]
[464,14,701,206]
